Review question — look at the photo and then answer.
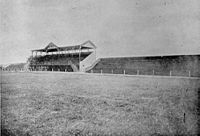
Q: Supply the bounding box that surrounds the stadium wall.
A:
[86,55,200,77]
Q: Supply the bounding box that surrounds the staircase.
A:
[84,58,101,72]
[80,52,99,72]
[68,60,79,72]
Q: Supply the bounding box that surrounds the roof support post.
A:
[95,48,97,60]
[79,46,81,71]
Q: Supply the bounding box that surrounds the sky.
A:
[0,0,200,64]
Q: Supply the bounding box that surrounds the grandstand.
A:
[28,40,97,72]
[86,55,200,77]
[2,39,199,77]
[27,40,200,77]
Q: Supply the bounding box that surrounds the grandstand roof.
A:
[32,40,96,53]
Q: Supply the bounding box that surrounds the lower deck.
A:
[30,65,77,72]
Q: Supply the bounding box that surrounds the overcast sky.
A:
[0,0,200,64]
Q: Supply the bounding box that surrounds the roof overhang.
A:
[32,40,96,53]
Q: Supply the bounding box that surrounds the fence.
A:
[87,69,199,77]
[2,68,199,77]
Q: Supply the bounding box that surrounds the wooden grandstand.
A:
[2,40,193,77]
[28,40,97,72]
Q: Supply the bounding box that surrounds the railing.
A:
[87,69,200,77]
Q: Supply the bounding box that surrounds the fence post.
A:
[112,69,113,74]
[124,70,125,75]
[52,68,53,72]
[65,69,66,72]
[101,69,102,74]
[137,70,139,75]
[170,71,172,77]
[188,71,191,77]
[183,113,186,123]
[153,70,154,75]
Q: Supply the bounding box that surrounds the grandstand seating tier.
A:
[29,53,91,72]
[87,55,200,77]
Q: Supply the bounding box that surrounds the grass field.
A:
[1,71,200,136]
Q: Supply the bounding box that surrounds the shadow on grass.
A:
[1,127,16,136]
[1,126,30,136]
[198,88,200,115]
[197,88,200,135]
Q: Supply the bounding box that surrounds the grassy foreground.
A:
[1,72,200,136]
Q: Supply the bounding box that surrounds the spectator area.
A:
[86,55,200,77]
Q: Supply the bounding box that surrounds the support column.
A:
[95,48,97,60]
[79,46,81,71]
